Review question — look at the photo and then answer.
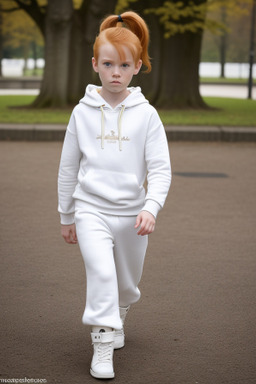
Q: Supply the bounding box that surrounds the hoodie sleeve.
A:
[58,113,82,225]
[142,109,172,218]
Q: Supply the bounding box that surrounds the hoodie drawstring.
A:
[118,105,125,151]
[100,105,105,150]
[100,105,125,151]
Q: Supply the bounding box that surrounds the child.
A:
[58,11,171,379]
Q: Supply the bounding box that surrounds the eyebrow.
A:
[101,58,133,63]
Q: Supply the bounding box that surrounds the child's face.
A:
[92,43,142,97]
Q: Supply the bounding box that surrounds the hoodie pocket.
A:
[80,168,144,204]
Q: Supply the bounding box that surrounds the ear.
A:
[92,57,99,73]
[134,59,142,75]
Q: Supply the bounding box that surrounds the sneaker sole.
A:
[90,368,115,379]
[114,341,125,349]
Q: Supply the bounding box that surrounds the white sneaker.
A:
[114,306,130,349]
[90,330,115,379]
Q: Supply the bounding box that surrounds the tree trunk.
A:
[0,4,3,77]
[132,12,163,105]
[68,0,117,104]
[220,7,227,78]
[32,41,38,76]
[32,0,118,107]
[68,0,118,104]
[32,0,73,107]
[132,0,208,109]
[129,0,163,103]
[155,30,208,109]
[13,0,208,109]
[22,44,30,76]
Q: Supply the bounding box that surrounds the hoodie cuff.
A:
[60,213,75,225]
[141,199,162,219]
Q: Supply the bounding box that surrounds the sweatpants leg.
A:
[75,209,122,330]
[75,204,148,329]
[112,216,148,307]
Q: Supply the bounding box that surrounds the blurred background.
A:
[0,0,255,109]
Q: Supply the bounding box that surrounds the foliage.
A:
[0,0,83,51]
[146,1,211,38]
[0,0,44,57]
[116,0,254,37]
[0,0,83,60]
[115,0,138,14]
[202,12,253,62]
[147,0,254,37]
[201,0,254,62]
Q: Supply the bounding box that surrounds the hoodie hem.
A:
[74,196,144,217]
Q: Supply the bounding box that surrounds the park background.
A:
[0,0,256,116]
[0,2,256,384]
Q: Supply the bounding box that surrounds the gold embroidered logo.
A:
[96,130,130,144]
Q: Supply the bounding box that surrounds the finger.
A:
[63,230,74,244]
[138,221,155,236]
[134,215,142,229]
[137,221,147,235]
[71,229,78,243]
[63,235,71,244]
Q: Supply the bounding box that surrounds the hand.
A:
[61,223,78,244]
[135,211,155,236]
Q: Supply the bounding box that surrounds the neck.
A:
[100,88,130,108]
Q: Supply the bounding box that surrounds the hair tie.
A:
[117,15,123,23]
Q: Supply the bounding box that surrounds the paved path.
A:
[0,141,255,384]
[199,84,256,99]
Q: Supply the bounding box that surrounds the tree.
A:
[248,0,256,99]
[0,0,44,74]
[201,1,253,78]
[2,0,118,107]
[67,0,117,105]
[0,2,3,76]
[117,0,209,108]
[2,0,254,109]
[39,0,117,107]
[117,0,254,108]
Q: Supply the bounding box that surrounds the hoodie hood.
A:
[79,84,149,151]
[79,84,149,109]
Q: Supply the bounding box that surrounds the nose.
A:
[112,65,120,77]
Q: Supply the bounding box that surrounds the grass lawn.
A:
[159,98,256,127]
[200,77,248,84]
[0,95,72,124]
[0,95,255,127]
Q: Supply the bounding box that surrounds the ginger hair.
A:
[93,11,151,73]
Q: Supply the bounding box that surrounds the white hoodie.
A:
[58,84,171,225]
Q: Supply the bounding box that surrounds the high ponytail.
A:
[93,11,151,73]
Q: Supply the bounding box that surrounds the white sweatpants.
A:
[75,201,148,330]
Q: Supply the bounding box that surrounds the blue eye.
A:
[122,63,129,68]
[104,62,111,67]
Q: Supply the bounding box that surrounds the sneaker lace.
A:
[98,342,112,363]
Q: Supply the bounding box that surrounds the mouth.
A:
[111,81,121,84]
